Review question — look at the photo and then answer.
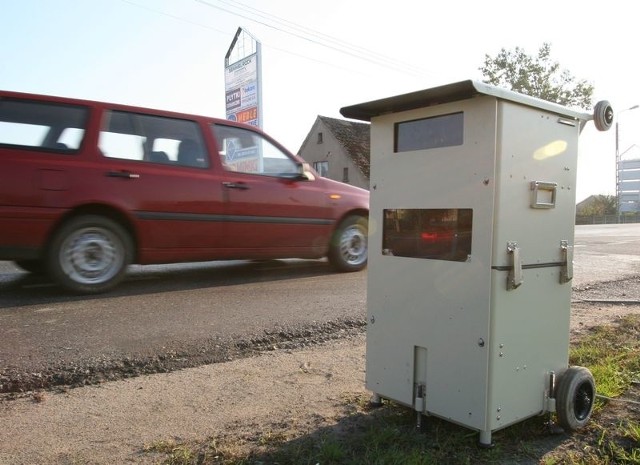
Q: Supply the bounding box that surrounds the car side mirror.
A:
[298,162,316,181]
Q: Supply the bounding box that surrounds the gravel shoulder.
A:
[1,277,640,465]
[0,334,368,465]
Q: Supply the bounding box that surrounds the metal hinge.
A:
[507,241,523,290]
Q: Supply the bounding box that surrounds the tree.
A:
[576,195,618,217]
[480,43,594,110]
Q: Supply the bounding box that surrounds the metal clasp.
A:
[507,241,523,290]
[560,240,573,284]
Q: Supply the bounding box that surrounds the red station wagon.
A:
[0,90,369,293]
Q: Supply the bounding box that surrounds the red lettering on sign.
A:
[237,107,258,123]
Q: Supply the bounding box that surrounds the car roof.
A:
[0,89,253,130]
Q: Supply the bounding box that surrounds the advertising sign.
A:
[225,139,260,173]
[224,29,262,128]
[224,28,263,172]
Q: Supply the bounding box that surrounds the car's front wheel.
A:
[328,215,368,272]
[47,215,133,294]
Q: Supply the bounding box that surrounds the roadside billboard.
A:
[224,27,263,172]
[225,28,262,128]
[225,54,260,127]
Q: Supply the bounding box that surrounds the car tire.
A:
[555,366,596,432]
[47,215,133,294]
[328,215,368,272]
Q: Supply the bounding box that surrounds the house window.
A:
[343,167,349,183]
[317,132,323,144]
[313,161,328,177]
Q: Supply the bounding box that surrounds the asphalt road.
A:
[0,258,367,391]
[1,223,639,392]
[0,258,365,352]
[573,223,640,286]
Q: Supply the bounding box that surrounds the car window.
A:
[0,98,87,151]
[211,124,298,176]
[99,110,209,168]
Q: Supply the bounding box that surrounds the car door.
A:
[212,123,332,254]
[96,110,226,261]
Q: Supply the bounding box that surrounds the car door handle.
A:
[107,170,140,179]
[222,181,249,190]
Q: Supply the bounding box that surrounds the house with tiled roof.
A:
[297,116,370,190]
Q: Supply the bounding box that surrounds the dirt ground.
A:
[1,278,639,465]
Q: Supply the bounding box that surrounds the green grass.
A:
[570,315,640,399]
[145,314,640,465]
[544,314,640,464]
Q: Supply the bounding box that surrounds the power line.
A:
[204,0,436,77]
[120,0,229,36]
[120,0,437,79]
[120,0,374,77]
[194,0,437,78]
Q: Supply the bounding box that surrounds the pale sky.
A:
[2,0,638,202]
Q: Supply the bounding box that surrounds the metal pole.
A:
[616,120,620,223]
[615,105,639,223]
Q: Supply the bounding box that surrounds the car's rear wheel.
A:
[47,215,132,294]
[328,215,368,272]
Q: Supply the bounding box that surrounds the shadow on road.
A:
[0,259,337,308]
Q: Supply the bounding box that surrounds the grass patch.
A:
[570,315,640,399]
[143,439,198,464]
[146,315,640,465]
